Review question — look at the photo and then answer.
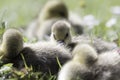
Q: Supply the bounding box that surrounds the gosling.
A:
[26,0,84,41]
[50,19,72,45]
[58,44,120,80]
[58,44,98,80]
[39,0,68,23]
[37,0,84,40]
[13,42,72,75]
[0,29,23,60]
[92,49,120,80]
[51,20,117,53]
[0,29,72,75]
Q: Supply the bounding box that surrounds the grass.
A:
[0,0,120,79]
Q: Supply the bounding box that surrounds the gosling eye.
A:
[59,12,65,17]
[64,33,68,39]
[53,34,56,40]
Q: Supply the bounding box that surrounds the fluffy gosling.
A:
[51,21,117,53]
[38,0,68,23]
[9,42,72,75]
[58,44,98,80]
[51,20,72,45]
[0,29,23,59]
[91,49,120,80]
[0,29,72,75]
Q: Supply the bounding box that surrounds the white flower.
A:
[83,15,100,29]
[0,66,11,74]
[69,12,83,25]
[111,6,120,15]
[106,18,117,28]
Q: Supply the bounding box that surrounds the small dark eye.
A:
[59,12,65,17]
[53,34,56,40]
[64,33,68,39]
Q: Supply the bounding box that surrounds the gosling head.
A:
[0,29,23,59]
[51,20,72,45]
[39,0,68,23]
[72,44,98,66]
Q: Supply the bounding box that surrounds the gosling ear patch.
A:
[53,34,56,40]
[64,33,68,40]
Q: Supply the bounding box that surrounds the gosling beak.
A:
[57,40,65,45]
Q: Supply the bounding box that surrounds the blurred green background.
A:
[0,0,120,27]
[0,0,120,42]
